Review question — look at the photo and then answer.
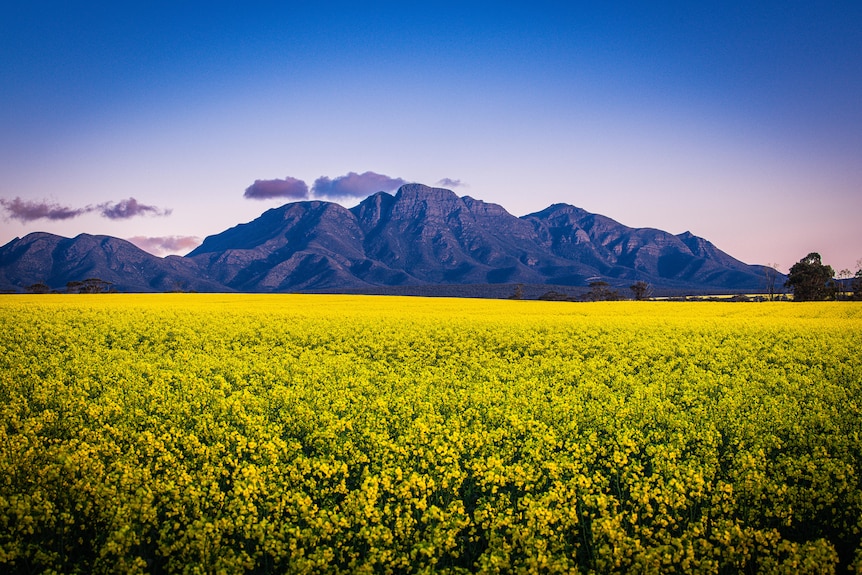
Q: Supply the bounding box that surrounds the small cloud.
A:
[312,171,406,199]
[244,177,309,200]
[99,197,171,219]
[0,197,92,222]
[435,178,465,188]
[127,235,201,256]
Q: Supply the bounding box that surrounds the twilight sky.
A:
[1,1,860,273]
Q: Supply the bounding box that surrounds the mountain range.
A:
[0,184,777,296]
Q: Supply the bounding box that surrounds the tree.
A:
[763,263,781,301]
[80,278,113,294]
[509,283,524,300]
[836,269,853,300]
[26,282,50,294]
[629,280,652,301]
[583,281,620,301]
[66,278,114,294]
[785,253,834,301]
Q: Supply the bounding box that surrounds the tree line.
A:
[25,278,115,294]
[17,256,861,300]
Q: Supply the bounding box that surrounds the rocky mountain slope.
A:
[1,184,775,294]
[0,232,226,293]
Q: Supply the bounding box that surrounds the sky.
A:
[1,1,860,274]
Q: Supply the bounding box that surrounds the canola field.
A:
[1,295,861,574]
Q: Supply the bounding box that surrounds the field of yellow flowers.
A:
[1,295,861,574]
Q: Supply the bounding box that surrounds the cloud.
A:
[1,196,171,222]
[0,197,92,222]
[312,171,406,199]
[435,178,465,188]
[98,197,171,219]
[244,177,309,200]
[127,235,201,256]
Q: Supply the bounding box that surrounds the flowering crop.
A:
[1,295,861,573]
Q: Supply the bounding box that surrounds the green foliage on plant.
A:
[785,253,835,301]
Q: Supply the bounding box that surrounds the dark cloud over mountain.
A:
[312,171,406,199]
[244,177,309,200]
[1,196,171,222]
[0,197,91,222]
[435,178,465,188]
[99,198,171,219]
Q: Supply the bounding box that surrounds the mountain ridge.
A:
[1,184,777,295]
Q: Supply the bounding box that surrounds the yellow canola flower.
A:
[1,295,860,573]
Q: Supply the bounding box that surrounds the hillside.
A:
[1,184,776,294]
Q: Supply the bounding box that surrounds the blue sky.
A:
[1,1,860,273]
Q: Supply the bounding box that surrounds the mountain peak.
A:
[394,183,459,202]
[525,203,589,219]
[389,183,461,219]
